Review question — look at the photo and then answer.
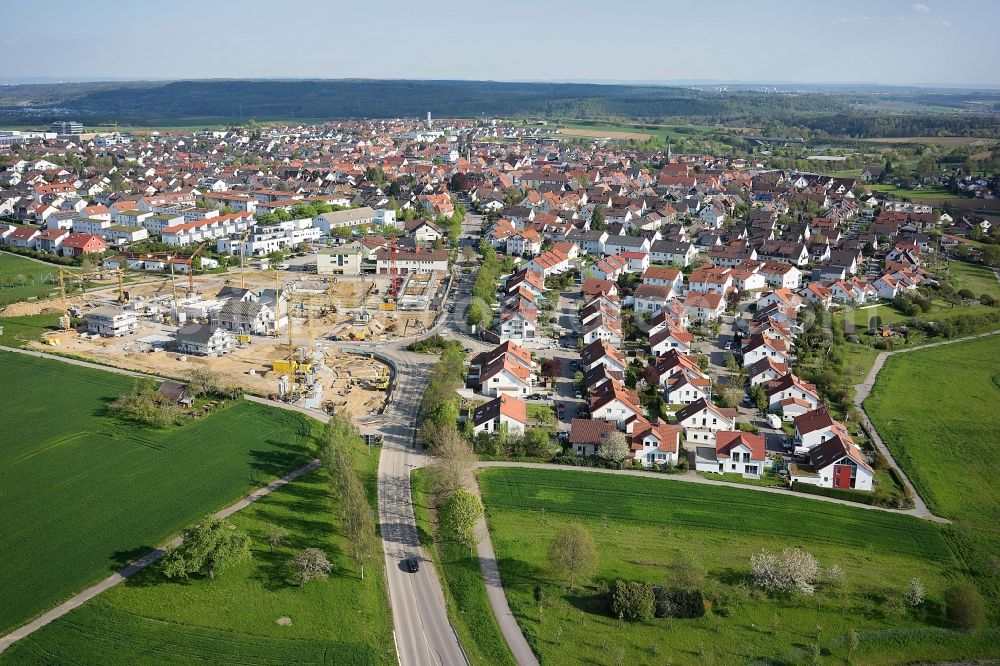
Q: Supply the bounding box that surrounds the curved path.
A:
[852,329,1000,521]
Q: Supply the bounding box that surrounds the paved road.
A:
[0,459,321,654]
[853,329,1000,521]
[374,347,467,666]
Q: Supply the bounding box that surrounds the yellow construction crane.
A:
[57,267,125,330]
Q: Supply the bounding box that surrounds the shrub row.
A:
[791,481,876,505]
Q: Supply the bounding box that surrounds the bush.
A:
[944,581,986,630]
[654,587,705,618]
[981,293,996,306]
[610,579,655,622]
[751,547,820,596]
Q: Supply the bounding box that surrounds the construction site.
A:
[2,257,450,421]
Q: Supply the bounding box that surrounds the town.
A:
[2,102,999,664]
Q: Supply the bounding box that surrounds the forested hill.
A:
[2,78,999,137]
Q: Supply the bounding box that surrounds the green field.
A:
[949,260,1000,300]
[865,335,1000,556]
[867,184,958,201]
[0,313,63,347]
[412,470,516,666]
[0,253,67,306]
[0,352,321,635]
[479,467,997,665]
[1,462,395,665]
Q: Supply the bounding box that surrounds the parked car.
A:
[405,556,420,573]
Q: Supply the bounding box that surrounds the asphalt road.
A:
[375,346,468,666]
[365,217,487,666]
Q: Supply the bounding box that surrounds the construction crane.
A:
[384,236,401,306]
[237,226,254,289]
[176,241,208,296]
[57,267,125,330]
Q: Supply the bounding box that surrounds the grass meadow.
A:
[865,335,1000,619]
[0,351,321,635]
[479,467,998,665]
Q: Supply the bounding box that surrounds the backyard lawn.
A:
[479,467,997,665]
[0,351,321,635]
[1,464,395,665]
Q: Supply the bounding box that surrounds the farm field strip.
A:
[0,351,319,636]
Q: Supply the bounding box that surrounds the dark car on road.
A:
[405,556,420,573]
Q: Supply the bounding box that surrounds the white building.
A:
[86,306,138,337]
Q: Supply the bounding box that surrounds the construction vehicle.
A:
[370,361,390,390]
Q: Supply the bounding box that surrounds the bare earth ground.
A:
[2,271,442,419]
[558,127,653,140]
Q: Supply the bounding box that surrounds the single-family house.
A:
[695,430,767,479]
[472,394,528,436]
[674,398,737,445]
[568,418,619,457]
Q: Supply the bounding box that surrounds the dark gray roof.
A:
[176,323,219,344]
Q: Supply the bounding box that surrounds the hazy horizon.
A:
[3,0,998,86]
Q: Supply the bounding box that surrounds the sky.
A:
[2,0,998,87]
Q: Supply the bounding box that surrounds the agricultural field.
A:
[1,463,395,665]
[0,351,321,635]
[0,253,67,307]
[412,470,515,666]
[479,467,999,666]
[865,336,1000,610]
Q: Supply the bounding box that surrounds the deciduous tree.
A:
[598,431,629,464]
[547,523,597,591]
[440,490,483,551]
[290,547,333,587]
[162,517,251,580]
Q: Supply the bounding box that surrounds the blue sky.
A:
[2,0,997,86]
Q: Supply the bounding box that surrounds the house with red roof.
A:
[472,394,528,436]
[626,415,683,467]
[567,418,619,457]
[695,430,768,479]
[6,225,41,248]
[764,373,819,413]
[589,379,642,426]
[35,228,71,253]
[675,397,737,445]
[683,290,725,323]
